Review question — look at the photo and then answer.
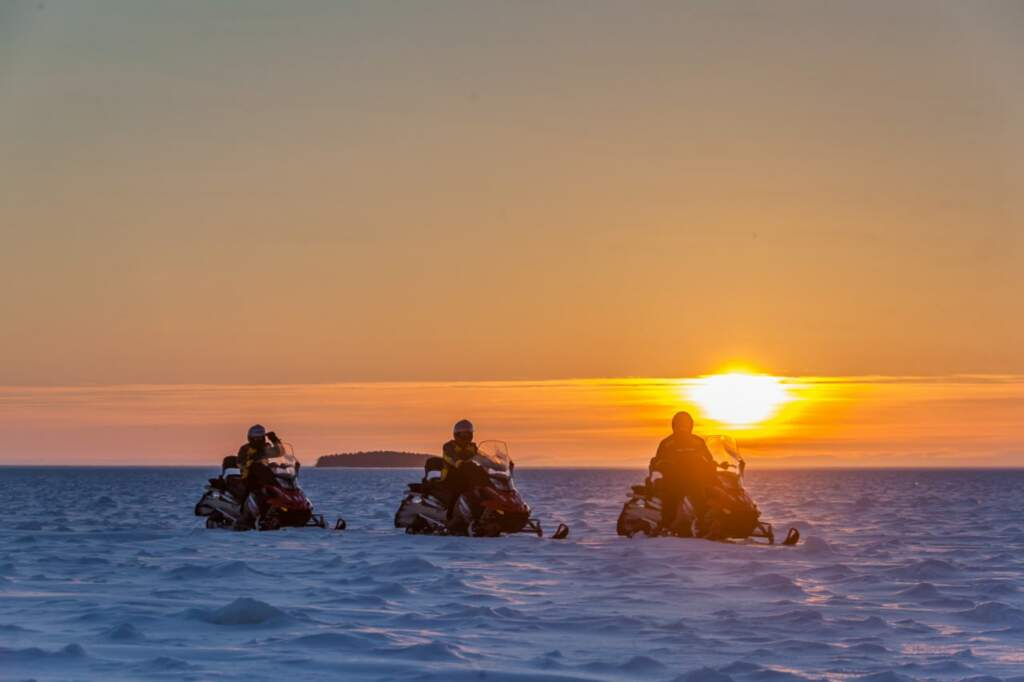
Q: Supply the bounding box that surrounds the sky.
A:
[2,377,1023,467]
[1,2,1022,465]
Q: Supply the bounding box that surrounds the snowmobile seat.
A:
[628,475,663,498]
[423,457,445,478]
[222,475,247,501]
[406,480,451,507]
[407,457,446,493]
[207,474,246,497]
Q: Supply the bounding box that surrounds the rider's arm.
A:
[697,439,719,470]
[650,438,670,472]
[459,443,479,462]
[442,441,459,468]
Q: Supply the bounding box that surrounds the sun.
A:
[686,372,791,427]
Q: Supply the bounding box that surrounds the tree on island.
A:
[315,451,432,468]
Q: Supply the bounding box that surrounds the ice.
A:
[0,467,1022,680]
[191,597,292,626]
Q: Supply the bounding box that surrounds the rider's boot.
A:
[233,495,259,531]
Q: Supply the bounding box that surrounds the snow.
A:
[1,467,1023,681]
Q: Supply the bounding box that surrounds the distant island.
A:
[315,451,432,468]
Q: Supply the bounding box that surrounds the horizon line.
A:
[3,464,1024,471]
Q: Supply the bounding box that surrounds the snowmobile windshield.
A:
[474,440,512,476]
[705,435,745,475]
[261,444,299,480]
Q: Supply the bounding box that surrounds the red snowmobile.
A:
[616,436,798,545]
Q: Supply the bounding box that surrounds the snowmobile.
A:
[394,440,569,539]
[195,444,332,531]
[616,436,798,545]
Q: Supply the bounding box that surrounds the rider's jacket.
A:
[650,433,717,485]
[441,440,478,478]
[237,442,274,480]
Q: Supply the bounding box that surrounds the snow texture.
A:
[1,467,1023,681]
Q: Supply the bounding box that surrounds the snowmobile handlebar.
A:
[713,459,747,476]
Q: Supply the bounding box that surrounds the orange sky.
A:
[2,376,1021,467]
[0,3,1021,465]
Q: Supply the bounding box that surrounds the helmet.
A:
[671,411,694,434]
[453,419,474,435]
[247,424,267,441]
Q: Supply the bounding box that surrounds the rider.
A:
[650,411,718,534]
[235,424,283,529]
[441,419,480,519]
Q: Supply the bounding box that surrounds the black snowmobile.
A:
[394,440,568,538]
[195,444,336,531]
[617,436,798,545]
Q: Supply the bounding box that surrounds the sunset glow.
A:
[0,3,1021,469]
[1,376,1022,467]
